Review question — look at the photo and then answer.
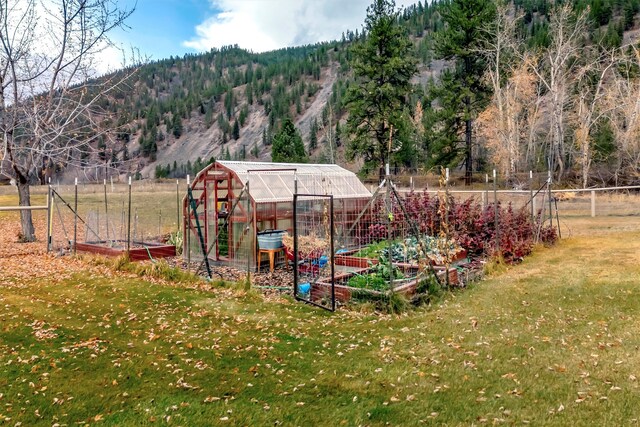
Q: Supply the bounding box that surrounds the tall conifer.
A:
[345,0,418,176]
[428,0,496,184]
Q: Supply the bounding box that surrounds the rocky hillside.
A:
[79,0,640,182]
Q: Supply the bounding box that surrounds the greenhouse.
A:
[182,161,372,270]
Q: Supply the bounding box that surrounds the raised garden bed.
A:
[310,265,459,303]
[334,239,468,271]
[296,236,469,305]
[335,252,378,269]
[353,236,466,265]
[75,240,176,262]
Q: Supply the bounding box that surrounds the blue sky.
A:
[110,0,218,61]
[101,0,417,70]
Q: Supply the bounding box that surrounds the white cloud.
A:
[184,0,417,53]
[94,44,128,75]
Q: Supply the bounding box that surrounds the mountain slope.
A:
[69,0,640,183]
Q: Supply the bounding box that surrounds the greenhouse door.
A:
[292,194,335,311]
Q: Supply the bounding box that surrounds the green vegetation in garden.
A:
[345,260,404,293]
[353,239,391,258]
[347,272,389,292]
[2,225,640,425]
[354,236,463,264]
[348,247,408,293]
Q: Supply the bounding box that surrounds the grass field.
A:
[1,202,640,425]
[2,186,640,425]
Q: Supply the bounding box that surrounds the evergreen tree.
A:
[430,0,496,184]
[224,90,234,119]
[246,83,254,104]
[204,107,213,128]
[271,117,308,163]
[239,105,249,126]
[97,137,107,161]
[111,151,120,169]
[145,105,159,130]
[265,126,273,146]
[422,72,469,168]
[309,118,318,150]
[149,140,158,161]
[232,119,240,140]
[172,114,183,138]
[345,0,418,175]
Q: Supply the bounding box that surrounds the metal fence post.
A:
[548,171,553,227]
[73,177,78,255]
[104,179,109,241]
[529,171,534,224]
[494,170,499,255]
[176,179,180,234]
[591,190,596,218]
[187,175,191,269]
[126,176,132,257]
[484,173,489,210]
[46,179,52,252]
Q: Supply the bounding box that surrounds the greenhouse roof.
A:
[217,161,372,203]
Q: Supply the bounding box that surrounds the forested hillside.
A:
[70,0,640,186]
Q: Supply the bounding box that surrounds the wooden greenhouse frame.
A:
[182,161,372,270]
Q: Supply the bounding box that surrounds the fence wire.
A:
[48,180,183,257]
[293,194,335,311]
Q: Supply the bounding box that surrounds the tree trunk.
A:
[17,180,36,242]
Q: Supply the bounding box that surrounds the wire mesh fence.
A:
[183,177,255,278]
[292,194,335,311]
[221,182,254,273]
[324,179,465,304]
[385,172,640,216]
[46,179,183,259]
[2,170,639,281]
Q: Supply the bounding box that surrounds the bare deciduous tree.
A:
[572,49,616,188]
[477,58,539,180]
[476,2,524,180]
[0,0,135,241]
[605,45,640,185]
[530,4,589,181]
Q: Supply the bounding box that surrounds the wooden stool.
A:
[258,248,284,273]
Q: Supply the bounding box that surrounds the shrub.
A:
[369,190,556,264]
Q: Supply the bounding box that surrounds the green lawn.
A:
[1,223,640,425]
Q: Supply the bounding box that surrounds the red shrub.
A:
[373,191,558,264]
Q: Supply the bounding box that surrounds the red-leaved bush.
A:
[370,191,557,263]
